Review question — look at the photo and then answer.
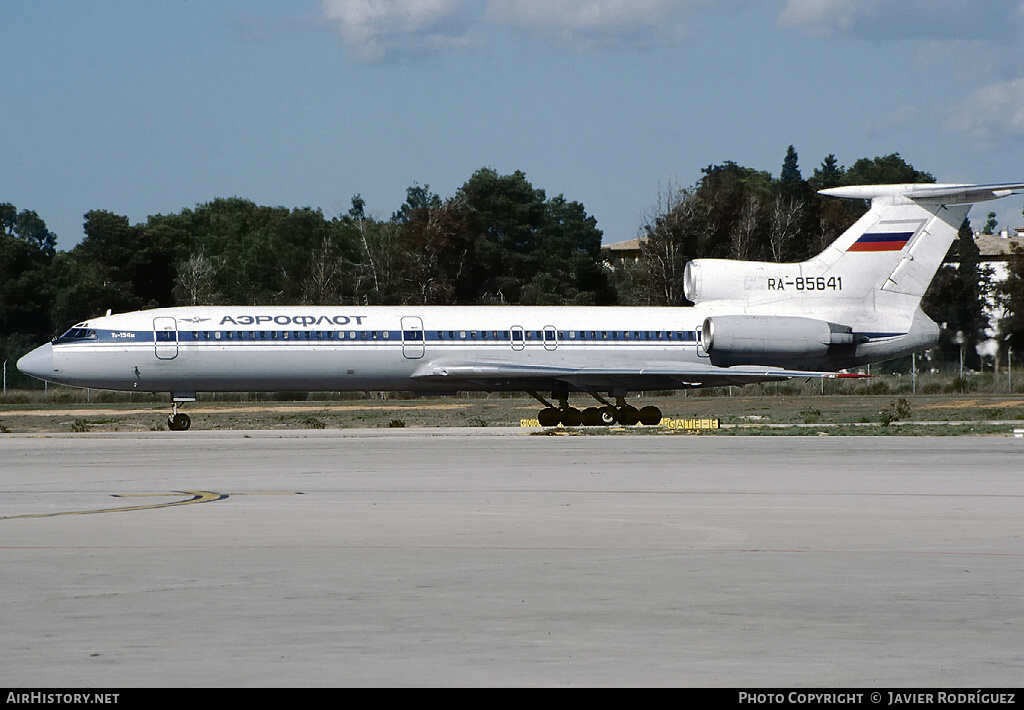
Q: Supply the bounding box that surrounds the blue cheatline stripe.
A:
[60,329,704,346]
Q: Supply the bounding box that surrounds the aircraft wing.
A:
[410,360,849,391]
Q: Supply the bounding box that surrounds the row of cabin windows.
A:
[188,330,389,341]
[174,329,699,342]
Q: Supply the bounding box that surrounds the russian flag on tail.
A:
[847,231,914,252]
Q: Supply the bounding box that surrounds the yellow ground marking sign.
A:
[663,418,720,430]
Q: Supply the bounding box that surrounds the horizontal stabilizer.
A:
[820,182,1024,205]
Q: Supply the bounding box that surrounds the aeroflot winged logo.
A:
[219,314,367,326]
[847,231,914,252]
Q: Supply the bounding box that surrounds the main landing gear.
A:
[167,393,195,431]
[530,392,662,428]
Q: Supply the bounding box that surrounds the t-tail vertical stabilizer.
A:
[815,183,1024,316]
[686,183,1024,368]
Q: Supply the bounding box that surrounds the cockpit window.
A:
[56,327,97,342]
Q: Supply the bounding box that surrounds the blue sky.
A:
[4,0,1024,250]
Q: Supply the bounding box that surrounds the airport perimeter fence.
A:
[3,369,1024,406]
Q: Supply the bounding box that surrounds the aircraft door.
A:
[510,326,525,351]
[543,326,557,351]
[696,323,709,358]
[401,316,425,359]
[154,317,178,360]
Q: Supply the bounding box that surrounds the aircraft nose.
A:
[17,343,54,381]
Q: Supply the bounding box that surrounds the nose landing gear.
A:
[167,393,195,431]
[168,411,191,431]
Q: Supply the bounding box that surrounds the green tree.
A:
[842,153,935,186]
[922,219,991,370]
[392,183,442,223]
[697,161,773,260]
[0,204,58,336]
[810,154,843,190]
[69,210,178,312]
[48,251,139,332]
[155,198,360,306]
[629,187,709,306]
[780,145,802,185]
[454,168,610,305]
[983,212,998,235]
[348,194,366,221]
[394,194,473,304]
[997,243,1024,356]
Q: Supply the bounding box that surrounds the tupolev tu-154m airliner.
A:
[18,182,1024,430]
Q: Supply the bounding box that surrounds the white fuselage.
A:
[29,303,920,395]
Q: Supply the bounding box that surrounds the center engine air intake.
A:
[701,315,853,366]
[684,259,769,305]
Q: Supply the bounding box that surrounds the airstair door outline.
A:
[154,317,178,360]
[510,326,525,351]
[543,326,558,351]
[696,323,710,358]
[401,316,425,359]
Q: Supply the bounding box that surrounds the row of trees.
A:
[5,167,614,324]
[3,153,1022,388]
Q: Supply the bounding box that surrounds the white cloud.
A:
[776,0,857,36]
[319,0,705,58]
[321,0,478,61]
[486,0,693,49]
[778,0,1023,41]
[946,76,1024,148]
